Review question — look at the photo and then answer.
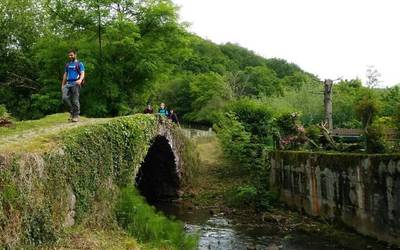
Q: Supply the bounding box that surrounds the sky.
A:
[172,0,400,87]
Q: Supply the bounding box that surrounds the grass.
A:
[0,113,109,153]
[0,113,80,137]
[182,136,250,207]
[36,226,145,250]
[116,186,198,250]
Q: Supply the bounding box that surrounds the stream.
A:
[154,201,393,250]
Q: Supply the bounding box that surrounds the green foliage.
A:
[264,80,324,126]
[0,105,11,121]
[241,66,281,97]
[381,86,400,120]
[219,43,266,69]
[23,208,56,245]
[0,0,397,133]
[355,89,381,129]
[184,72,233,124]
[214,112,251,164]
[332,79,362,128]
[265,58,302,78]
[225,183,278,210]
[0,105,7,118]
[364,123,386,153]
[228,99,276,145]
[181,37,230,74]
[275,112,307,150]
[306,125,320,143]
[0,0,324,124]
[394,104,400,149]
[214,112,277,210]
[226,185,258,208]
[115,185,197,250]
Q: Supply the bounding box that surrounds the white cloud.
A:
[173,0,400,87]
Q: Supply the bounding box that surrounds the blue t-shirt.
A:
[65,61,85,84]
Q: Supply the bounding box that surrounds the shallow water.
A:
[154,202,394,250]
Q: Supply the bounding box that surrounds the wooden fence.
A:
[331,128,398,141]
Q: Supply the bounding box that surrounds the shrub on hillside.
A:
[0,105,12,127]
[213,112,251,165]
[275,112,307,150]
[227,98,276,145]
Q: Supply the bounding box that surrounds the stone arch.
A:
[136,124,183,201]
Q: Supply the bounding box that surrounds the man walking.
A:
[61,50,85,122]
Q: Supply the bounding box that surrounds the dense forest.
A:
[1,0,399,145]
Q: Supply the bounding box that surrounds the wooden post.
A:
[324,79,333,130]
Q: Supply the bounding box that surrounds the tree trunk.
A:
[324,79,333,130]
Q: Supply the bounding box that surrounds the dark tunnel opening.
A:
[136,136,180,202]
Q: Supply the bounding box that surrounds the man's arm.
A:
[61,72,67,88]
[77,71,85,85]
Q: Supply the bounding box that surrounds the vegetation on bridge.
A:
[0,114,197,249]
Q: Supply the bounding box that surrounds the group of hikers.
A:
[61,49,179,125]
[144,103,180,125]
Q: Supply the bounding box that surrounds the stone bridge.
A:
[137,120,186,201]
[0,114,195,247]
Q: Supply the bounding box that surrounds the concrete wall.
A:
[181,128,214,139]
[270,151,400,245]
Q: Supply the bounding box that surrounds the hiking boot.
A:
[68,114,73,122]
[71,116,79,122]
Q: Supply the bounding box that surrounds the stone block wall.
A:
[270,151,400,245]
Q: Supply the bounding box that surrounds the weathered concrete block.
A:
[270,151,400,246]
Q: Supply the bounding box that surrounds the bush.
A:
[365,123,386,153]
[275,112,307,150]
[355,90,380,129]
[226,184,278,210]
[306,125,320,142]
[305,124,321,149]
[394,104,400,149]
[0,104,12,126]
[226,185,258,208]
[115,185,197,249]
[213,112,251,164]
[227,98,276,145]
[0,105,7,118]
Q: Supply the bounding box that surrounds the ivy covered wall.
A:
[0,114,194,248]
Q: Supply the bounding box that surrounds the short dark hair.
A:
[68,49,77,54]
